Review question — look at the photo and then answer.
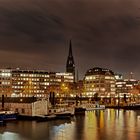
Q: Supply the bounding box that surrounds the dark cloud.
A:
[0,0,140,79]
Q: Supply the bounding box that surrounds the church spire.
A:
[66,40,75,81]
[69,40,72,57]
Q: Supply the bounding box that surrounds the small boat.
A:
[37,105,74,122]
[0,111,17,122]
[82,104,105,111]
[48,105,75,118]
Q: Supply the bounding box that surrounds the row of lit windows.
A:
[56,73,73,76]
[0,73,11,77]
[85,84,106,88]
[11,93,46,97]
[12,86,47,89]
[12,78,72,83]
[49,78,73,82]
[16,82,23,85]
[13,82,49,86]
[20,74,49,78]
[85,86,115,91]
[55,75,74,79]
[105,76,115,80]
[1,81,11,85]
[85,75,115,81]
[64,76,74,79]
[12,78,49,82]
[85,78,115,82]
[85,76,99,80]
[85,81,104,84]
[50,79,61,82]
[14,90,45,93]
[83,92,116,96]
[1,76,73,83]
[116,82,126,85]
[85,88,106,92]
[64,79,73,82]
[83,92,95,96]
[0,71,74,79]
[117,85,123,88]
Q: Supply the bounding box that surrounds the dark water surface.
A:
[1,109,140,140]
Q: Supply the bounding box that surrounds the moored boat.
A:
[0,111,17,121]
[48,104,75,117]
[83,104,105,111]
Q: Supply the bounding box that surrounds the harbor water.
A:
[0,109,140,140]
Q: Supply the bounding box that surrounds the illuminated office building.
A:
[48,72,74,97]
[11,69,50,97]
[0,69,12,97]
[115,73,138,98]
[49,72,74,86]
[0,68,74,97]
[84,67,116,97]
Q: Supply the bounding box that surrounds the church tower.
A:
[66,40,75,81]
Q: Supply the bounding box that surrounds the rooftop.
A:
[85,67,114,76]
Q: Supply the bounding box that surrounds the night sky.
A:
[0,0,140,79]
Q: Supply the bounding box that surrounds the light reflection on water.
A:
[0,109,140,140]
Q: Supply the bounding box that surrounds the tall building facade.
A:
[11,69,50,97]
[0,68,74,97]
[115,74,138,100]
[84,67,116,97]
[0,69,12,97]
[47,72,74,97]
[66,40,75,81]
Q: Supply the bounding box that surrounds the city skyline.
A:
[0,0,140,79]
